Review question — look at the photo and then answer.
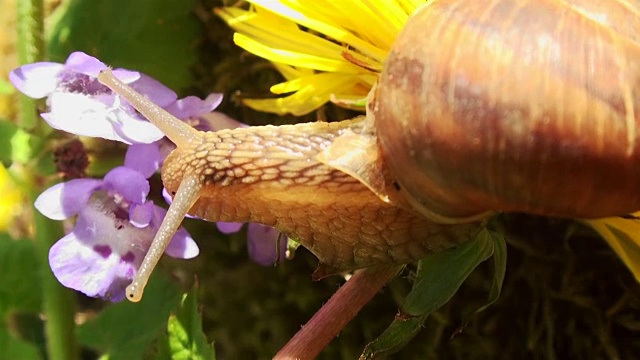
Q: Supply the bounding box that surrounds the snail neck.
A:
[163,117,370,191]
[162,118,476,273]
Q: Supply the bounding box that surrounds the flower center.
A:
[59,72,112,96]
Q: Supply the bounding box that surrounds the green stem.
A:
[17,0,79,358]
[17,0,44,130]
[34,208,79,360]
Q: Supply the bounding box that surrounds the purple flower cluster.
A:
[10,52,173,144]
[11,52,287,301]
[35,166,197,302]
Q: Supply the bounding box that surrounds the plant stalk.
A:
[34,209,79,360]
[17,0,44,130]
[274,265,402,360]
[18,0,79,358]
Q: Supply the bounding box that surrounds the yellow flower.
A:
[216,0,425,115]
[0,164,24,231]
[586,217,640,282]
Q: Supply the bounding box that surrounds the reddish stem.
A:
[274,265,402,360]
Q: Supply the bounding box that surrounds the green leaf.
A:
[0,120,33,165]
[0,234,42,319]
[77,273,182,359]
[359,315,425,360]
[0,327,42,360]
[606,225,640,270]
[47,0,201,91]
[361,227,499,358]
[402,227,495,316]
[166,284,215,360]
[474,230,507,314]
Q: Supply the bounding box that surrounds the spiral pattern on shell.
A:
[373,0,640,220]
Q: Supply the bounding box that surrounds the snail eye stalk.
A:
[98,69,203,302]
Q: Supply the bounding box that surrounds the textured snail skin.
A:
[375,0,640,220]
[161,118,477,275]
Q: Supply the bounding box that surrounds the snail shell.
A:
[374,0,640,220]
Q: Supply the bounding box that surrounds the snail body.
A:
[100,70,478,301]
[97,0,640,301]
[162,119,475,277]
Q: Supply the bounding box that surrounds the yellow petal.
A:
[398,0,428,14]
[586,216,640,282]
[243,73,361,115]
[234,33,365,73]
[244,0,387,62]
[216,0,425,114]
[219,7,362,67]
[271,63,314,82]
[0,164,23,231]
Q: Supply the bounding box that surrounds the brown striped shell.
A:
[373,0,640,220]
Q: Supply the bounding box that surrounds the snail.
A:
[97,0,640,302]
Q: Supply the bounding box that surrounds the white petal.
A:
[34,179,102,220]
[9,62,64,98]
[43,92,164,144]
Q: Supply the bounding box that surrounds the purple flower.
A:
[124,96,234,178]
[9,51,177,144]
[164,93,223,120]
[124,143,168,179]
[35,166,198,302]
[218,222,289,266]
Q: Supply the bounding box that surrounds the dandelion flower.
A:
[216,0,425,115]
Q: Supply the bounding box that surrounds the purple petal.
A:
[247,223,288,266]
[42,92,165,144]
[49,201,157,302]
[111,68,141,84]
[129,201,155,228]
[63,52,140,83]
[73,199,153,260]
[217,222,243,234]
[165,226,199,259]
[162,188,173,205]
[128,73,177,107]
[49,231,136,302]
[165,93,223,119]
[109,100,166,144]
[34,178,102,220]
[204,93,224,110]
[151,205,199,259]
[103,166,150,204]
[193,112,247,132]
[124,143,165,178]
[64,52,110,78]
[9,62,64,98]
[162,188,199,219]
